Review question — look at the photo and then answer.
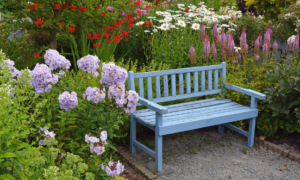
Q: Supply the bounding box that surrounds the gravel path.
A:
[130,128,300,180]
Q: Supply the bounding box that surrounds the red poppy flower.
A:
[146,5,151,9]
[27,5,31,9]
[128,24,133,29]
[92,33,100,39]
[103,32,109,38]
[34,52,41,58]
[71,5,76,11]
[79,6,86,12]
[121,31,128,36]
[149,21,153,27]
[105,25,114,31]
[114,22,121,28]
[185,9,189,13]
[97,6,100,10]
[102,12,106,16]
[59,22,64,27]
[142,22,148,27]
[69,26,75,33]
[106,38,112,43]
[137,10,141,15]
[93,43,100,48]
[125,14,130,18]
[63,2,69,8]
[87,33,92,38]
[135,0,142,6]
[35,18,43,27]
[86,5,89,9]
[136,18,139,21]
[125,37,129,41]
[119,19,124,24]
[128,17,133,24]
[114,34,122,43]
[32,4,39,10]
[55,4,61,9]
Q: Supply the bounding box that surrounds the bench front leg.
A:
[155,112,163,172]
[130,113,136,154]
[248,97,258,148]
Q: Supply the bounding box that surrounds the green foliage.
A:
[263,57,300,134]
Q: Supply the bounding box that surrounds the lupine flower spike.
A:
[189,44,196,65]
[200,23,205,42]
[254,37,260,53]
[272,40,278,54]
[240,27,247,53]
[212,41,217,62]
[293,32,299,55]
[263,41,268,57]
[287,40,292,53]
[203,35,210,62]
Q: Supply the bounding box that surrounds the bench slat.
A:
[159,108,258,135]
[201,71,205,91]
[208,70,212,90]
[133,64,223,78]
[186,72,191,94]
[138,78,144,98]
[163,75,169,97]
[194,71,198,93]
[155,76,161,98]
[147,77,152,99]
[179,73,184,95]
[214,69,218,90]
[171,74,176,96]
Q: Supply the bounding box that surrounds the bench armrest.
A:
[138,97,168,114]
[224,83,266,100]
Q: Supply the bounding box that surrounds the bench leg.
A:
[155,132,163,172]
[247,118,256,148]
[218,124,224,134]
[130,114,136,154]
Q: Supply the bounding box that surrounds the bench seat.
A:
[134,98,258,135]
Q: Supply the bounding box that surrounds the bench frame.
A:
[128,62,266,172]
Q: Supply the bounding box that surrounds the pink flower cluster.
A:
[38,127,56,146]
[101,161,125,177]
[83,87,106,104]
[85,130,107,155]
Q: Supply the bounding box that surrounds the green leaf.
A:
[0,174,16,180]
[0,152,16,159]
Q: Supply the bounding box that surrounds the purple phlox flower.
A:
[44,49,71,70]
[30,64,58,94]
[58,91,78,111]
[60,156,64,159]
[106,6,113,11]
[100,131,107,142]
[77,55,100,75]
[273,40,278,54]
[39,140,45,146]
[189,44,196,65]
[1,59,21,79]
[203,35,210,60]
[102,161,125,177]
[100,62,128,86]
[89,137,100,143]
[108,161,114,167]
[92,145,105,155]
[108,84,125,99]
[84,87,106,104]
[44,130,56,138]
[200,23,205,42]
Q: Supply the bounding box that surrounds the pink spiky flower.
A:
[263,41,268,57]
[240,27,247,53]
[212,24,218,42]
[200,23,205,42]
[272,40,278,54]
[212,41,217,62]
[228,39,235,57]
[189,44,196,65]
[287,40,292,53]
[264,30,271,48]
[254,37,260,53]
[293,32,299,55]
[203,35,210,60]
[258,33,263,47]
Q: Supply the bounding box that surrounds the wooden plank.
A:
[208,70,212,90]
[171,74,176,96]
[136,99,233,117]
[133,140,155,158]
[155,112,163,172]
[134,64,223,78]
[135,118,155,131]
[223,123,249,137]
[128,71,135,91]
[158,109,258,135]
[224,84,266,100]
[136,89,221,105]
[214,69,218,90]
[147,77,152,99]
[130,114,136,153]
[201,71,205,91]
[194,71,198,93]
[221,62,226,80]
[155,76,161,98]
[179,73,184,95]
[163,75,169,97]
[186,72,191,94]
[138,97,168,114]
[138,78,144,98]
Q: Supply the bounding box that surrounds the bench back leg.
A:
[218,124,224,134]
[247,118,256,148]
[130,114,136,154]
[155,113,163,172]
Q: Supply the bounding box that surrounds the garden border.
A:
[254,137,300,162]
[116,146,159,180]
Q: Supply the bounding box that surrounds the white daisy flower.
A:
[164,16,172,22]
[153,29,158,33]
[170,25,176,28]
[177,20,186,27]
[147,16,157,19]
[157,20,164,23]
[144,30,150,33]
[203,16,209,21]
[156,11,163,15]
[191,23,200,30]
[135,21,145,26]
[159,24,170,31]
[188,13,195,18]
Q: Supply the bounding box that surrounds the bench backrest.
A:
[128,62,226,105]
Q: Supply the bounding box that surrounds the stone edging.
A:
[116,146,158,180]
[254,137,300,163]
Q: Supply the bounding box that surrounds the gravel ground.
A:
[129,128,300,180]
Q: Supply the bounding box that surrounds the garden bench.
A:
[128,62,266,172]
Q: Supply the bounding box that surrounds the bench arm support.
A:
[224,83,266,100]
[138,97,168,114]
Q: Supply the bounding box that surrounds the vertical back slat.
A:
[201,71,205,91]
[155,76,161,98]
[214,69,218,90]
[179,73,184,95]
[138,78,144,98]
[171,74,176,96]
[147,77,152,99]
[163,75,169,97]
[193,71,198,93]
[208,70,212,90]
[186,73,191,94]
[128,71,135,91]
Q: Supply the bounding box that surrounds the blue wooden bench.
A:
[128,62,266,172]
